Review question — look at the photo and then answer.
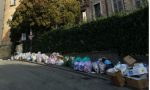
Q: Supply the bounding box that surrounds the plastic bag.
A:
[92,61,99,73]
[31,53,37,62]
[78,62,85,71]
[36,52,42,63]
[48,55,56,64]
[42,54,49,64]
[132,63,148,75]
[56,60,64,66]
[114,62,127,75]
[99,61,106,74]
[84,61,92,73]
[73,61,80,70]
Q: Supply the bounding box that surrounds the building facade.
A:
[80,0,147,22]
[1,0,147,46]
[0,0,5,45]
[0,0,21,58]
[0,0,21,46]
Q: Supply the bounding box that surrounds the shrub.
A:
[23,7,148,55]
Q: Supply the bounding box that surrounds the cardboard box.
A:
[123,55,136,66]
[125,76,148,90]
[110,71,125,87]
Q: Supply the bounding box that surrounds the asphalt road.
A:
[0,60,131,90]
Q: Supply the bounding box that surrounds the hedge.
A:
[23,7,148,55]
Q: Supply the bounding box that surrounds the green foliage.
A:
[9,0,80,53]
[24,7,148,55]
[9,0,80,43]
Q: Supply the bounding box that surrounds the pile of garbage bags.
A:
[11,52,116,74]
[11,53,148,76]
[106,56,148,77]
[11,53,149,89]
[55,56,115,74]
[11,52,64,66]
[106,55,148,89]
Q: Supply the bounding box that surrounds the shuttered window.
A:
[10,0,16,6]
[113,0,124,13]
[94,3,101,18]
[134,0,143,8]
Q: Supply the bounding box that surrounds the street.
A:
[0,60,131,90]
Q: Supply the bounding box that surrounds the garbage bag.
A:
[56,60,64,66]
[26,52,32,61]
[106,68,118,76]
[73,57,82,63]
[78,61,85,71]
[92,61,99,73]
[103,59,112,65]
[99,61,106,74]
[48,55,56,64]
[42,54,49,64]
[132,63,148,75]
[36,52,42,63]
[82,56,91,62]
[115,63,127,75]
[72,57,82,70]
[84,61,92,73]
[64,56,74,67]
[73,61,80,70]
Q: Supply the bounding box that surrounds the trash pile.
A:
[63,56,114,74]
[11,52,114,74]
[11,52,64,66]
[106,55,149,90]
[11,53,149,90]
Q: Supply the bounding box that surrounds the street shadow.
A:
[0,62,132,90]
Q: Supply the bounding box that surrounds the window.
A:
[134,0,143,8]
[82,11,87,22]
[21,33,26,41]
[113,0,124,13]
[94,3,101,18]
[10,0,16,6]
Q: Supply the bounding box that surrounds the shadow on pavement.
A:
[0,61,132,90]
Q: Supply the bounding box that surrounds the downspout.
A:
[0,0,6,45]
[122,0,126,12]
[105,0,109,17]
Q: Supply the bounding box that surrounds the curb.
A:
[0,60,110,81]
[27,61,110,80]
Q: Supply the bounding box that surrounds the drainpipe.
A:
[105,0,109,17]
[123,0,126,12]
[90,0,94,21]
[1,0,6,45]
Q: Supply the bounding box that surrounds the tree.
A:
[10,0,80,30]
[9,0,80,52]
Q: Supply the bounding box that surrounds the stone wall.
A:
[0,45,11,59]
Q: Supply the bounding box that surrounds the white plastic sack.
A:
[115,64,128,75]
[55,60,64,66]
[84,61,92,73]
[73,61,79,70]
[42,54,49,64]
[132,65,148,75]
[78,62,85,71]
[106,68,118,76]
[36,52,42,63]
[31,53,37,62]
[99,62,106,74]
[48,55,57,64]
[92,62,99,73]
